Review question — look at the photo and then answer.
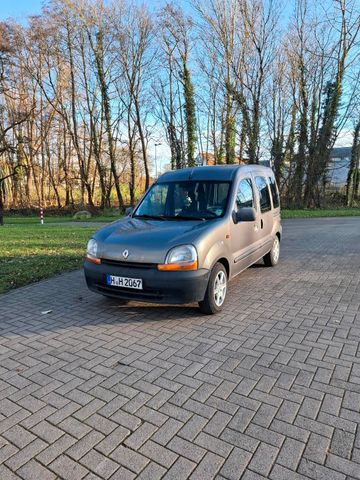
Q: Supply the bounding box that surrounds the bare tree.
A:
[114,1,155,189]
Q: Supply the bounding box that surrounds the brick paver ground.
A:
[1,217,360,480]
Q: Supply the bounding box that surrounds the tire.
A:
[263,235,280,267]
[199,262,227,315]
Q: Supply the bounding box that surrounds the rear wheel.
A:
[199,262,227,315]
[263,235,280,267]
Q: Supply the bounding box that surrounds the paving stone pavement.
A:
[0,217,360,480]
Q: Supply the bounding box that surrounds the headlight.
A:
[158,245,198,271]
[166,245,197,264]
[86,239,98,258]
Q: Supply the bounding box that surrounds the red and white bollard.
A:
[40,208,44,225]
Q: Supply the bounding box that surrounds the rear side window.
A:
[236,178,254,209]
[255,176,271,212]
[268,176,280,208]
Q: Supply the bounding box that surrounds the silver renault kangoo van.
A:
[84,165,282,314]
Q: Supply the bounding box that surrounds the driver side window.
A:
[137,184,168,216]
[236,178,254,210]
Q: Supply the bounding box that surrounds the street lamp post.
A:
[154,143,162,178]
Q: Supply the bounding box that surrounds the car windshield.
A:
[134,180,231,220]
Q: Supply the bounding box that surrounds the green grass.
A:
[3,215,118,225]
[0,223,100,294]
[282,208,360,219]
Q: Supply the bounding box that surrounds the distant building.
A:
[195,153,247,166]
[327,147,352,188]
[195,153,216,166]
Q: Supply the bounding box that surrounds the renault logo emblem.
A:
[122,249,129,259]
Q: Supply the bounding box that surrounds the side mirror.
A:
[235,207,256,223]
[125,207,134,216]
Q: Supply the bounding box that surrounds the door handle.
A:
[261,219,264,229]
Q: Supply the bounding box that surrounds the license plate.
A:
[106,275,143,290]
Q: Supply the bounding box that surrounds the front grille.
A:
[101,258,156,269]
[95,283,164,301]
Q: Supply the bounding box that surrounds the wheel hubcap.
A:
[214,271,227,307]
[273,237,280,262]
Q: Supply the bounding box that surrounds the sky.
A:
[0,0,43,22]
[0,0,186,21]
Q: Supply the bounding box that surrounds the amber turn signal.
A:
[86,255,101,265]
[157,260,198,271]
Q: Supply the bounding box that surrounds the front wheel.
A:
[263,235,280,267]
[199,262,227,315]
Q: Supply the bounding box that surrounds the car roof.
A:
[157,164,274,183]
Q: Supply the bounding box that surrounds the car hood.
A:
[94,216,213,264]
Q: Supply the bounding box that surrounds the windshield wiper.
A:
[134,214,213,221]
[133,214,165,221]
[163,215,208,221]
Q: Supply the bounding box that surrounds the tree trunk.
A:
[90,29,124,210]
[292,87,308,207]
[66,18,94,207]
[134,97,150,190]
[225,90,235,164]
[346,120,360,207]
[0,184,4,226]
[183,62,197,167]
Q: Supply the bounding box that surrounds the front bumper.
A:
[84,259,210,304]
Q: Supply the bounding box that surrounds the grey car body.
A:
[84,165,282,314]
